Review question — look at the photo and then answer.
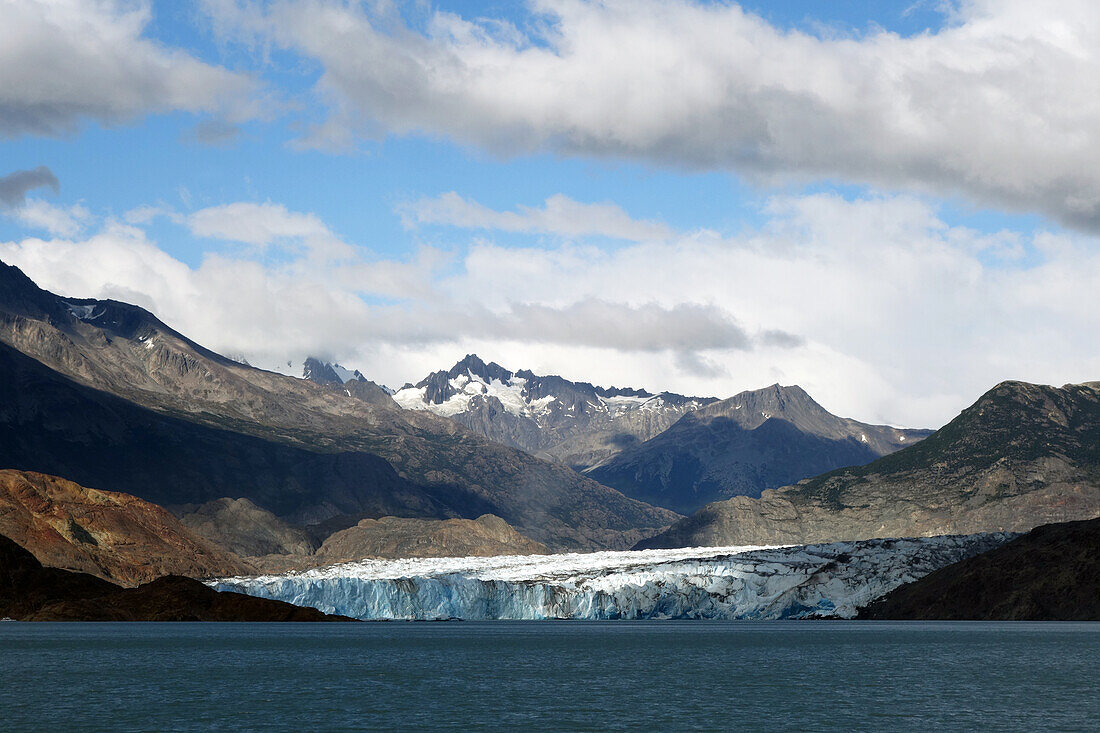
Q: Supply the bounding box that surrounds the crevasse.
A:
[210,533,1011,620]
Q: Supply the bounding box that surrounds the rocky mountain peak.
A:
[589,381,933,514]
[301,357,396,407]
[303,357,366,386]
[445,354,514,383]
[412,354,514,405]
[0,260,41,300]
[692,383,825,430]
[392,356,720,469]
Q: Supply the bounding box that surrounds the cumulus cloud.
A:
[0,0,256,137]
[5,191,1100,428]
[207,0,1100,230]
[188,202,354,260]
[0,166,59,207]
[403,192,674,241]
[14,199,92,237]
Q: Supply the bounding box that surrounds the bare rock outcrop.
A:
[0,469,248,586]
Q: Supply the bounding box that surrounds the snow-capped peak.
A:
[391,355,709,423]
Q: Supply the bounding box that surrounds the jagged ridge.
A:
[392,353,717,469]
[588,384,931,514]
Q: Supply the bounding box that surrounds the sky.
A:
[2,0,1100,429]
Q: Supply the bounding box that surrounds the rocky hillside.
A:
[391,354,716,469]
[638,380,1100,548]
[0,469,247,586]
[588,384,930,514]
[0,261,676,550]
[859,518,1100,620]
[0,534,347,621]
[314,514,547,562]
[172,498,318,557]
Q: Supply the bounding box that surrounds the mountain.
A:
[0,469,247,586]
[637,380,1100,549]
[302,357,397,407]
[0,261,677,550]
[303,357,366,386]
[0,534,348,622]
[0,337,459,524]
[859,518,1100,620]
[392,354,717,469]
[587,384,931,514]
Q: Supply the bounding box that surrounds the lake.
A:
[2,621,1097,731]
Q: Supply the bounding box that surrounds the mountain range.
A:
[387,353,717,469]
[346,354,929,515]
[638,380,1100,548]
[2,257,1097,608]
[0,260,675,551]
[586,384,931,514]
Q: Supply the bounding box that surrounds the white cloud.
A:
[14,199,92,237]
[0,0,257,137]
[403,192,674,241]
[4,192,1100,429]
[207,0,1100,230]
[188,202,354,260]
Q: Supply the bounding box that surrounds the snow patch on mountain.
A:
[392,359,707,424]
[210,532,1012,620]
[330,364,362,384]
[394,370,553,419]
[63,302,103,321]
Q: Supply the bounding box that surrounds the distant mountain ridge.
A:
[588,384,931,514]
[638,380,1100,548]
[0,261,677,551]
[391,354,718,469]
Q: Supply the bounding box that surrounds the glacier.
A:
[210,533,1012,620]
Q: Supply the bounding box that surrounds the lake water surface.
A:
[2,621,1097,731]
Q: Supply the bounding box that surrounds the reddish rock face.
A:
[0,469,248,586]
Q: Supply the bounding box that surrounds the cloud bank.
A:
[4,191,1099,428]
[0,0,256,137]
[404,193,674,242]
[207,0,1100,230]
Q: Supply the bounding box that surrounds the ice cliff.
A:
[210,533,1012,620]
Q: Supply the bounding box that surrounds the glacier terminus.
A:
[211,533,1012,620]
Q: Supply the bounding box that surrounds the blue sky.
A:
[1,0,1098,427]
